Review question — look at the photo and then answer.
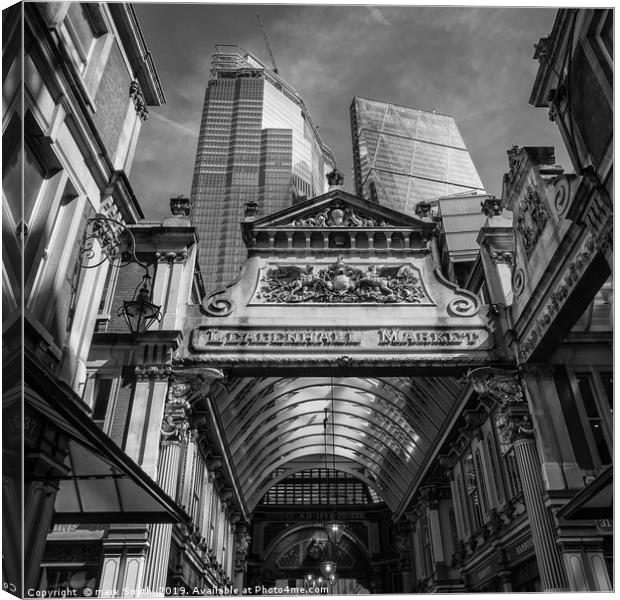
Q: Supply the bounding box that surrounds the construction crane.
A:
[257,13,278,74]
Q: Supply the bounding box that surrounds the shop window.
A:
[486,433,504,503]
[92,377,115,431]
[474,448,490,515]
[40,565,98,596]
[463,452,484,529]
[419,513,432,577]
[448,508,459,549]
[572,371,613,468]
[494,412,522,498]
[456,474,469,535]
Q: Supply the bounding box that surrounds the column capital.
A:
[155,249,189,264]
[169,368,224,404]
[500,412,536,444]
[135,364,172,381]
[467,367,524,407]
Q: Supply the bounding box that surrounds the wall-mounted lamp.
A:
[80,214,161,334]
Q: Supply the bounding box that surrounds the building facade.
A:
[189,45,336,294]
[5,6,613,598]
[3,2,184,596]
[350,96,486,215]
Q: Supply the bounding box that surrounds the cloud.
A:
[366,7,390,25]
[149,112,197,137]
[130,5,569,217]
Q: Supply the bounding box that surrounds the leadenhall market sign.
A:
[177,192,508,369]
[193,327,486,348]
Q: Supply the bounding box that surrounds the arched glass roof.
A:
[211,376,463,512]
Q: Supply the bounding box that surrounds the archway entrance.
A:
[172,191,509,592]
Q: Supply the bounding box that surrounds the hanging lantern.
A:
[118,273,162,334]
[319,559,337,579]
[304,573,315,589]
[324,520,345,545]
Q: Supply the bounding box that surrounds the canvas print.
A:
[3,3,613,597]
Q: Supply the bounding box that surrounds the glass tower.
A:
[350,97,486,215]
[190,46,336,292]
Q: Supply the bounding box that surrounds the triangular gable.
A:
[246,189,433,231]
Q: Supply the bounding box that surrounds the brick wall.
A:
[92,41,131,158]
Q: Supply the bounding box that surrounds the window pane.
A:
[487,434,503,502]
[2,113,21,221]
[577,374,611,465]
[577,375,598,418]
[67,3,96,58]
[23,141,46,223]
[93,378,113,424]
[600,372,613,412]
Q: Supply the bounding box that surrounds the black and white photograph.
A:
[3,2,614,597]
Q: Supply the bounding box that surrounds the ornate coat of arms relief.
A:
[255,258,430,304]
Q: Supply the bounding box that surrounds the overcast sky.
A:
[130,4,571,221]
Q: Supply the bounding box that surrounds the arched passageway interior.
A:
[212,375,464,513]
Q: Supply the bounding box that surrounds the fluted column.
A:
[142,369,224,595]
[142,388,190,596]
[507,413,568,590]
[468,368,569,591]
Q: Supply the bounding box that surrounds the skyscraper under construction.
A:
[190,45,336,292]
[350,97,486,215]
[350,96,488,284]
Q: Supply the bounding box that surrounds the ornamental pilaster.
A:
[466,367,569,591]
[476,201,516,308]
[233,521,251,588]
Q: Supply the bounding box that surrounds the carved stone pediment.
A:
[244,189,433,233]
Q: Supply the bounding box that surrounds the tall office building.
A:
[350,97,488,284]
[350,97,486,215]
[190,45,336,292]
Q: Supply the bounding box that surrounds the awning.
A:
[557,466,613,521]
[25,352,189,525]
